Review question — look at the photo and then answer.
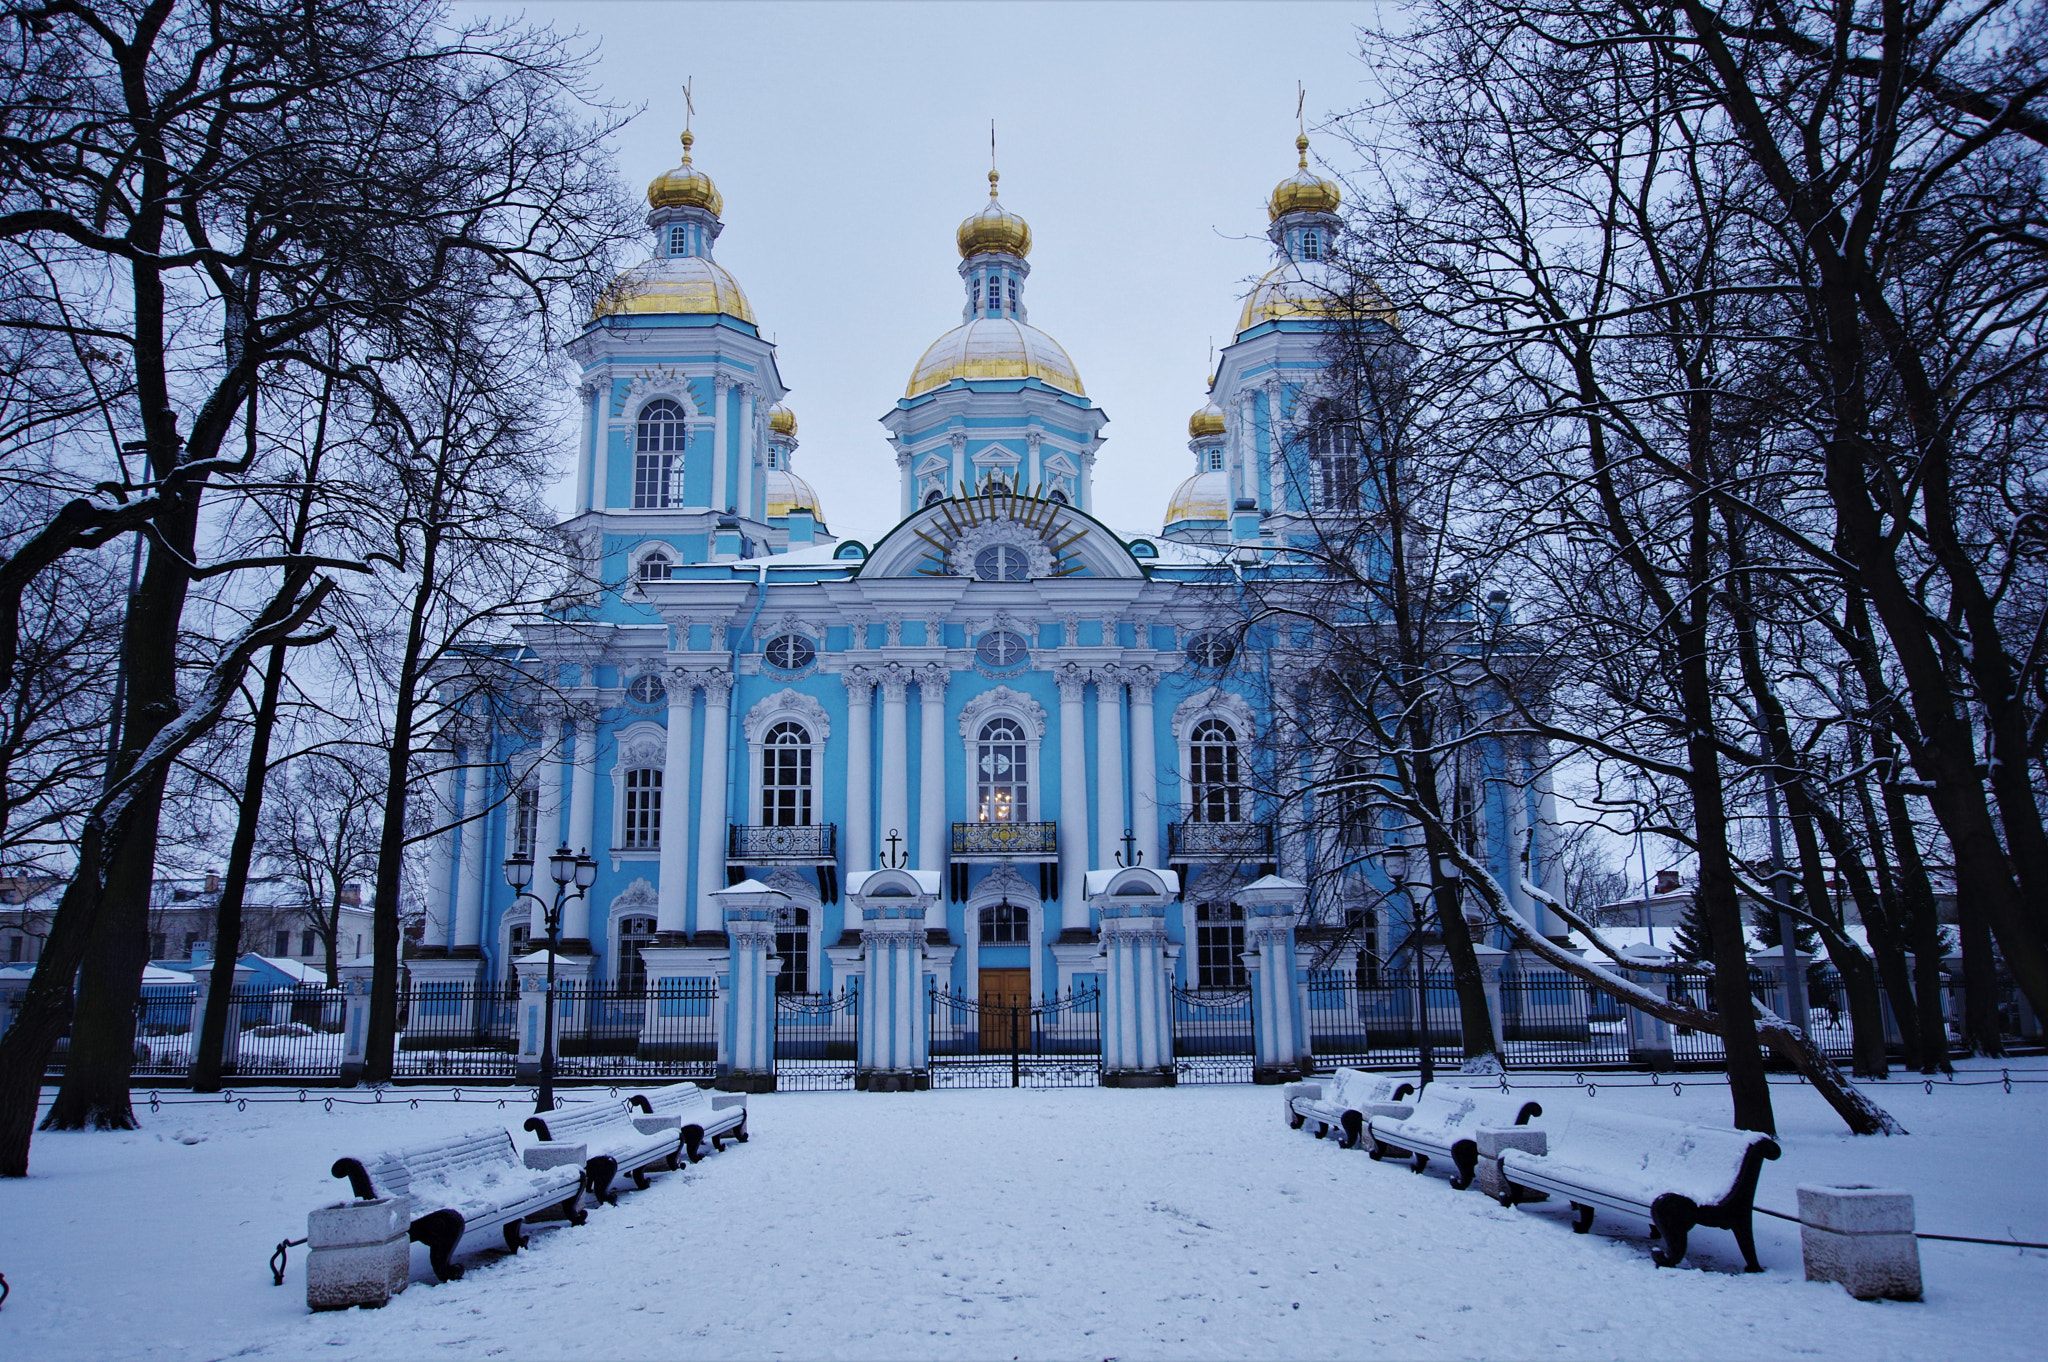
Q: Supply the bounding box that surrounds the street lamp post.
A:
[505,843,597,1114]
[1385,843,1433,1088]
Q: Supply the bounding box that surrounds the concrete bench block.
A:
[1474,1127,1547,1202]
[523,1140,589,1171]
[307,1195,410,1311]
[1798,1184,1921,1301]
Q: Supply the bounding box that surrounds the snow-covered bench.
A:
[1365,1084,1542,1189]
[524,1098,684,1205]
[330,1126,587,1282]
[625,1081,748,1164]
[1284,1069,1417,1149]
[1493,1107,1780,1271]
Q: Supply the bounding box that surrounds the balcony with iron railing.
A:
[727,823,838,865]
[1166,820,1275,865]
[950,821,1059,861]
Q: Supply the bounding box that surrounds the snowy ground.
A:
[2,1064,2043,1361]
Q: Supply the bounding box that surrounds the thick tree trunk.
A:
[0,826,109,1173]
[1956,890,2006,1057]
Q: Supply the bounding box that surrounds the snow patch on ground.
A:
[1,1065,2042,1360]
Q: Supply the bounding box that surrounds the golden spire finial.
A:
[1296,82,1309,166]
[989,119,1000,197]
[681,77,696,161]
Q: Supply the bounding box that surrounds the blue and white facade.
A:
[408,132,1566,1079]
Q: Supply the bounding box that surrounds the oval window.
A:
[1185,631,1235,669]
[764,634,815,671]
[627,673,667,705]
[973,544,1031,582]
[975,630,1029,669]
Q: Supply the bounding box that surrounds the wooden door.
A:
[978,969,1031,1053]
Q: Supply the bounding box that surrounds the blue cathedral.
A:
[402,129,1569,1087]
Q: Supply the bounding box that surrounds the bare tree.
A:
[256,753,380,986]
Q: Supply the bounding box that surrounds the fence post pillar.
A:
[849,868,935,1090]
[337,960,375,1084]
[711,880,787,1092]
[1473,944,1508,1054]
[186,958,255,1081]
[1089,867,1178,1087]
[509,950,591,1080]
[403,955,486,1046]
[1620,943,1675,1070]
[1236,875,1310,1084]
[513,968,547,1080]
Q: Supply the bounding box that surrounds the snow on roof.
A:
[846,868,944,898]
[1083,867,1182,896]
[142,965,193,986]
[244,955,327,984]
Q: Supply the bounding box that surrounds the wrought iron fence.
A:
[729,823,837,862]
[928,985,1101,1088]
[1166,821,1275,864]
[950,820,1059,858]
[775,989,859,1091]
[1170,986,1254,1084]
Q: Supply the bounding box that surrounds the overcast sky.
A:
[464,0,1385,537]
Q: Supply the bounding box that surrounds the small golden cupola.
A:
[594,128,756,323]
[1268,133,1341,220]
[647,129,724,216]
[956,170,1033,259]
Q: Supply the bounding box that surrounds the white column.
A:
[843,669,875,876]
[917,664,947,872]
[530,717,564,935]
[453,740,488,954]
[1094,666,1124,872]
[1127,668,1159,869]
[563,716,597,947]
[695,671,733,938]
[1056,664,1090,931]
[711,375,731,513]
[657,671,695,938]
[422,750,459,951]
[736,384,756,520]
[878,665,910,861]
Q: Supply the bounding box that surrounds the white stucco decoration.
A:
[608,369,703,429]
[608,877,658,917]
[744,687,832,744]
[949,516,1055,581]
[968,861,1037,907]
[957,684,1047,741]
[1171,686,1259,742]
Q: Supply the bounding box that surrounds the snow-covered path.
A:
[3,1070,2043,1360]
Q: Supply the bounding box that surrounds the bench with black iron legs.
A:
[330,1126,587,1283]
[1283,1068,1417,1149]
[1365,1084,1542,1189]
[625,1081,747,1164]
[1490,1107,1781,1272]
[525,1099,685,1206]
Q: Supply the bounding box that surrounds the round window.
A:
[975,630,1029,669]
[764,633,815,671]
[627,673,666,705]
[973,544,1031,582]
[1185,631,1236,669]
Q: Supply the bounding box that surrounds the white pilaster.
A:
[564,717,597,948]
[1127,667,1159,869]
[453,743,488,954]
[1091,868,1177,1085]
[843,668,876,890]
[713,880,786,1088]
[1093,666,1124,871]
[1238,876,1310,1083]
[695,671,733,939]
[917,664,947,874]
[1056,664,1090,934]
[658,670,696,937]
[711,375,731,513]
[878,665,911,858]
[531,717,564,934]
[422,750,459,951]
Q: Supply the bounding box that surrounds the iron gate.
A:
[774,989,859,1091]
[928,985,1102,1088]
[1171,986,1254,1084]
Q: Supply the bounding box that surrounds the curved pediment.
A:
[857,493,1148,581]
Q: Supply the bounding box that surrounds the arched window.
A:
[667,223,689,256]
[512,786,537,860]
[1348,906,1380,986]
[979,901,1028,944]
[1312,421,1362,512]
[766,448,779,471]
[924,487,947,506]
[1194,902,1247,988]
[1208,449,1225,471]
[976,718,1028,822]
[1005,277,1017,313]
[634,399,688,508]
[761,721,812,826]
[1189,720,1241,824]
[974,544,1030,582]
[616,914,657,994]
[622,768,661,848]
[637,550,672,582]
[775,904,810,993]
[1048,487,1069,505]
[1301,229,1322,260]
[972,278,984,314]
[505,922,530,989]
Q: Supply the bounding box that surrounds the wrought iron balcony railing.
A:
[951,820,1059,859]
[1166,820,1275,864]
[727,823,837,863]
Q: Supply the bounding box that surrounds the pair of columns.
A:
[841,664,949,877]
[1054,665,1160,935]
[420,733,495,958]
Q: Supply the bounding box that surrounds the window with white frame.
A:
[667,223,689,256]
[1194,902,1247,988]
[627,673,666,705]
[979,901,1028,944]
[976,718,1029,821]
[1005,277,1017,313]
[766,447,779,470]
[1349,906,1380,986]
[974,544,1030,582]
[975,629,1028,669]
[972,278,984,314]
[634,399,688,508]
[513,786,538,859]
[1301,229,1323,260]
[760,721,812,826]
[616,914,657,993]
[622,767,662,848]
[1312,421,1362,512]
[1208,449,1225,471]
[1188,719,1242,823]
[925,487,947,506]
[763,633,814,671]
[775,904,809,993]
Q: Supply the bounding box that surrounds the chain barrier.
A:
[269,1237,307,1285]
[1752,1205,2048,1251]
[135,1085,543,1110]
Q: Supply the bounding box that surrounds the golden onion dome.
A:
[1235,262,1395,336]
[957,170,1032,259]
[1188,402,1227,439]
[1164,470,1230,525]
[1269,133,1341,221]
[647,130,724,215]
[764,468,825,523]
[593,255,756,322]
[768,403,797,436]
[906,317,1083,398]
